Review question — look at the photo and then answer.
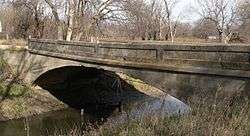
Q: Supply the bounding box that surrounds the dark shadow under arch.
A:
[33,66,152,119]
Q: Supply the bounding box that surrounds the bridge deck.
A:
[28,39,250,79]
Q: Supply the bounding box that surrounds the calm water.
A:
[0,95,189,136]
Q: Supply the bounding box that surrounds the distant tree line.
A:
[0,0,249,43]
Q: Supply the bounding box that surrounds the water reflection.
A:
[0,94,189,136]
[0,66,190,135]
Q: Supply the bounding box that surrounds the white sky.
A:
[173,0,248,23]
[146,0,201,23]
[172,0,200,23]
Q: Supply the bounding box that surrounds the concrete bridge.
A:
[2,39,250,100]
[25,38,250,98]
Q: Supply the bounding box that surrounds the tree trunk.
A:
[58,25,64,40]
[159,20,163,40]
[223,32,232,44]
[170,30,174,43]
[66,0,74,41]
[217,29,223,43]
[169,24,174,43]
[44,0,63,40]
[75,32,83,41]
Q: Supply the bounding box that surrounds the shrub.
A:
[0,83,28,98]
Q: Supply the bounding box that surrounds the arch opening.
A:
[33,66,154,117]
[33,65,191,124]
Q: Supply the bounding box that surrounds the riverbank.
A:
[54,93,249,136]
[0,51,66,121]
[99,102,249,135]
[0,86,66,121]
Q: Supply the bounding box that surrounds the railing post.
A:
[55,39,59,53]
[248,53,250,63]
[27,36,31,49]
[157,48,164,63]
[95,42,100,57]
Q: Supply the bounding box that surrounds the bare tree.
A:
[65,0,74,41]
[122,0,148,40]
[237,0,250,40]
[237,0,250,20]
[44,0,64,40]
[196,0,238,43]
[72,0,89,41]
[192,19,218,40]
[0,0,47,39]
[85,0,123,40]
[44,0,122,41]
[122,0,164,40]
[163,0,180,43]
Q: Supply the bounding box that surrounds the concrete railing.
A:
[28,38,250,78]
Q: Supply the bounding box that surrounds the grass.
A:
[48,71,249,136]
[0,39,27,52]
[0,50,66,121]
[52,92,249,136]
[0,85,66,121]
[94,95,249,136]
[0,39,26,46]
[0,83,28,98]
[0,52,28,99]
[0,55,30,118]
[98,36,225,44]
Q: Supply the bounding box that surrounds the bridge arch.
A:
[22,50,249,103]
[33,65,154,112]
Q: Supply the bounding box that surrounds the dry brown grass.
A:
[98,37,242,45]
[0,56,65,121]
[93,95,249,136]
[0,85,66,121]
[99,37,207,44]
[52,91,249,136]
[0,39,26,46]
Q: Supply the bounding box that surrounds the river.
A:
[0,94,189,136]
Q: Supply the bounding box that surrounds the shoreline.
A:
[0,88,67,122]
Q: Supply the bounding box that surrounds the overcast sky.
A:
[173,0,245,23]
[172,0,200,23]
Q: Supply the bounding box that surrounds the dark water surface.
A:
[0,95,189,136]
[0,66,190,135]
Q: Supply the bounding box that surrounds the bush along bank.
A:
[0,55,66,121]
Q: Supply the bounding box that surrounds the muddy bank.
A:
[0,88,66,121]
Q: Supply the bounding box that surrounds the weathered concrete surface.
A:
[3,51,249,100]
[1,39,249,99]
[28,39,250,78]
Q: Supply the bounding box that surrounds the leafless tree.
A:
[237,0,250,41]
[196,0,238,43]
[82,0,123,41]
[1,0,248,43]
[175,22,192,37]
[44,0,123,41]
[122,0,147,39]
[163,0,180,43]
[192,19,218,40]
[0,0,47,39]
[44,0,64,40]
[122,0,165,40]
